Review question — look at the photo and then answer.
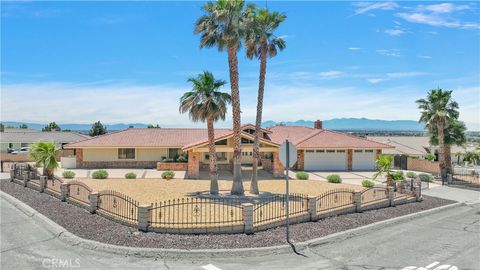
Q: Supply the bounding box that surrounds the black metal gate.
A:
[393,155,407,170]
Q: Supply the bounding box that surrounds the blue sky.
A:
[1,1,479,130]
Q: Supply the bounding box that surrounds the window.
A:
[168,148,181,159]
[217,152,227,161]
[336,150,345,153]
[118,148,135,159]
[250,152,252,156]
[316,150,325,152]
[8,143,13,148]
[241,138,254,144]
[354,150,363,153]
[306,150,314,153]
[365,150,374,153]
[21,143,29,147]
[215,139,227,145]
[326,150,335,153]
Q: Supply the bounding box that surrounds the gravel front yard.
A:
[1,180,455,249]
[73,178,364,204]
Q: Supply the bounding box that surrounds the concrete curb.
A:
[0,190,464,258]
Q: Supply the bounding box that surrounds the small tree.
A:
[19,124,28,129]
[89,121,107,136]
[29,141,59,178]
[147,124,161,128]
[42,122,61,132]
[373,155,395,187]
[425,152,436,161]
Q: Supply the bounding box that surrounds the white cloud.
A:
[376,49,401,57]
[288,70,344,80]
[396,3,477,29]
[396,12,461,28]
[416,3,470,14]
[353,2,399,15]
[2,81,478,130]
[367,71,427,83]
[367,78,388,84]
[348,47,362,51]
[384,27,405,36]
[318,70,344,79]
[418,55,432,59]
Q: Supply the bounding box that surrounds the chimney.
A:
[314,120,323,129]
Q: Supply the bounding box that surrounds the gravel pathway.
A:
[1,180,455,249]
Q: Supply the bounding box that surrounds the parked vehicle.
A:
[11,147,30,154]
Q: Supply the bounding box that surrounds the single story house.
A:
[0,127,90,153]
[367,136,477,162]
[65,120,393,178]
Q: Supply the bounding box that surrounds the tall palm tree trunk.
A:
[207,117,219,195]
[250,41,267,195]
[445,144,452,175]
[227,46,245,195]
[438,119,447,181]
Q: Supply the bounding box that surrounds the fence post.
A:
[88,192,99,214]
[447,173,452,184]
[388,186,395,207]
[39,176,47,193]
[354,191,362,212]
[22,171,29,187]
[60,183,69,202]
[307,196,317,221]
[137,204,152,232]
[415,182,423,202]
[242,203,254,234]
[10,169,15,182]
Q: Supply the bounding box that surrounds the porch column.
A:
[375,149,382,160]
[187,150,200,179]
[296,150,304,171]
[76,148,83,169]
[347,149,353,171]
[272,151,284,178]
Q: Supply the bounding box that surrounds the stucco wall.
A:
[82,148,168,162]
[407,158,440,174]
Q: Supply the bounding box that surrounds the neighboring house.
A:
[367,136,477,161]
[0,127,90,153]
[65,120,392,178]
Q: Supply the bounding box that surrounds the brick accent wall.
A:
[296,150,304,171]
[347,149,353,171]
[272,152,285,177]
[187,150,200,179]
[76,148,83,164]
[157,162,188,171]
[407,158,440,174]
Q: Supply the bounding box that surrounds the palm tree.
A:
[416,89,459,182]
[29,141,60,178]
[179,71,231,195]
[195,0,254,195]
[244,8,286,194]
[373,155,395,187]
[428,119,466,171]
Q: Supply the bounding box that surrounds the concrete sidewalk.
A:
[423,185,480,203]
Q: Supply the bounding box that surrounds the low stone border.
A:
[0,188,462,258]
[0,178,458,256]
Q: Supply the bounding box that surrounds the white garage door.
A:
[352,150,375,170]
[304,150,347,171]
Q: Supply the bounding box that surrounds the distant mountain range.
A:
[2,118,426,131]
[262,118,425,131]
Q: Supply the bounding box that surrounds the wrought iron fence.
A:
[253,193,308,226]
[316,189,355,214]
[13,163,32,178]
[67,181,92,205]
[97,190,139,225]
[452,172,480,186]
[149,197,243,228]
[361,187,388,204]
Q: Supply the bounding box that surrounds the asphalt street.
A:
[1,191,479,270]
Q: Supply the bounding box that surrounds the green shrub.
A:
[391,171,405,181]
[418,173,433,182]
[161,170,175,179]
[296,171,309,180]
[176,155,187,163]
[425,153,436,162]
[161,158,175,163]
[326,174,342,183]
[406,171,417,179]
[125,172,137,179]
[62,170,75,179]
[92,169,108,179]
[362,179,375,188]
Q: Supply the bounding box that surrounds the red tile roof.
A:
[65,128,232,148]
[65,125,393,149]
